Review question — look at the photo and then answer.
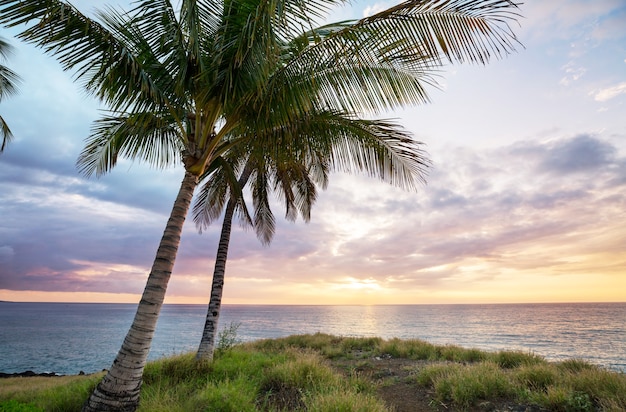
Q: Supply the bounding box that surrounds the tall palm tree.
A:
[0,36,20,152]
[1,0,521,410]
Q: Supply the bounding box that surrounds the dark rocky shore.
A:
[0,370,86,378]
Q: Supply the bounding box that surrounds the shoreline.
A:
[0,370,94,378]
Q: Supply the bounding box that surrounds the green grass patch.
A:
[426,361,515,409]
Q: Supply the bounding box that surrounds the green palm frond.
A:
[251,163,277,245]
[325,116,429,190]
[0,37,20,100]
[192,156,254,233]
[242,108,428,191]
[274,163,299,222]
[0,116,13,151]
[193,161,232,230]
[277,161,318,222]
[267,0,520,116]
[0,36,20,152]
[77,111,183,177]
[298,0,521,69]
[307,152,331,191]
[0,64,19,100]
[0,0,174,112]
[273,0,349,34]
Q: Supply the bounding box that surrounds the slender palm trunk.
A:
[83,171,199,412]
[195,196,236,361]
[196,166,253,361]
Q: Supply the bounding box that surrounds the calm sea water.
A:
[0,302,624,375]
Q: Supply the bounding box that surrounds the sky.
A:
[0,0,625,305]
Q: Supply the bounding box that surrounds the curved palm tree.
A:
[193,149,326,360]
[1,0,521,410]
[193,112,430,361]
[0,36,20,152]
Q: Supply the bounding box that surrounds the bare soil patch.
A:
[329,354,547,412]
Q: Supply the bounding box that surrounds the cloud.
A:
[0,246,15,261]
[590,82,626,102]
[521,0,625,42]
[2,0,625,303]
[196,133,625,299]
[2,127,625,302]
[559,62,586,86]
[536,135,617,174]
[363,2,391,17]
[590,5,626,41]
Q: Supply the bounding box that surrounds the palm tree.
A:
[0,36,20,152]
[193,150,325,360]
[193,112,431,361]
[1,0,521,410]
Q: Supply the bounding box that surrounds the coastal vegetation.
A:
[2,334,625,411]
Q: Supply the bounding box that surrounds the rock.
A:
[0,370,62,378]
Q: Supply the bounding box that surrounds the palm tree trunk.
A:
[195,195,236,361]
[196,165,253,361]
[83,170,199,412]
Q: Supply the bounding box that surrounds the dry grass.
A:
[0,374,104,398]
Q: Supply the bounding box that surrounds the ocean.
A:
[0,302,624,375]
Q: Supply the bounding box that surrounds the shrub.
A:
[565,367,626,410]
[379,338,437,360]
[414,363,461,387]
[558,358,597,373]
[492,350,543,369]
[215,322,242,355]
[514,364,558,391]
[431,362,514,409]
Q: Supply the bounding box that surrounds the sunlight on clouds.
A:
[334,277,382,291]
[69,260,146,279]
[0,289,141,303]
[228,276,274,284]
[418,264,454,273]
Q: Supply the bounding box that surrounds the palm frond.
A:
[244,109,429,191]
[0,64,20,100]
[288,162,318,222]
[272,0,349,41]
[0,37,20,101]
[193,156,243,232]
[266,0,520,116]
[0,37,20,152]
[0,115,13,152]
[77,111,183,177]
[251,164,276,245]
[0,0,174,112]
[273,164,298,222]
[328,117,430,190]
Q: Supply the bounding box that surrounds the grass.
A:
[1,334,625,411]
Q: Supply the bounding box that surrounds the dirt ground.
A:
[329,355,548,412]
